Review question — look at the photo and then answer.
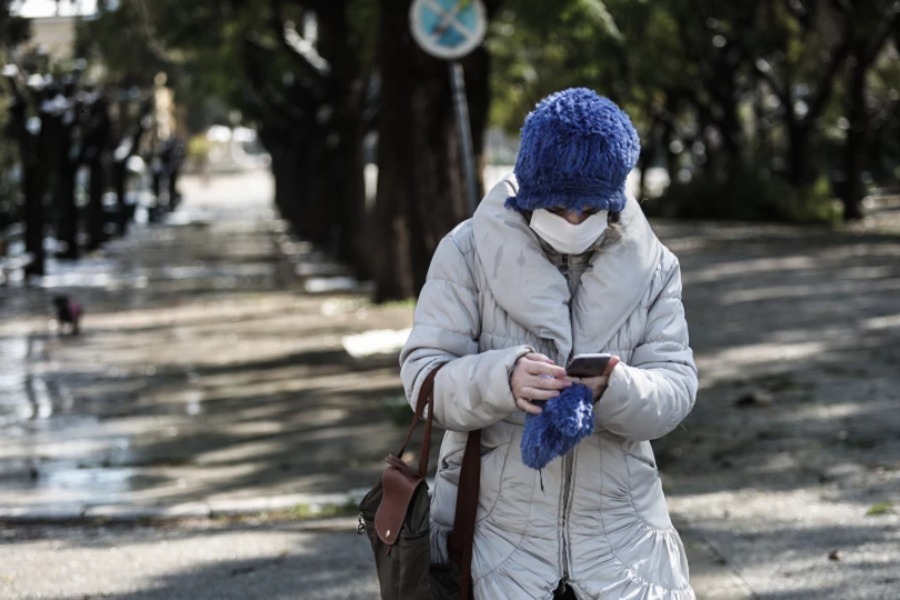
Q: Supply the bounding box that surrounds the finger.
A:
[527,375,571,391]
[526,360,567,378]
[516,397,543,415]
[521,386,561,401]
[579,375,609,388]
[575,375,610,401]
[525,352,556,365]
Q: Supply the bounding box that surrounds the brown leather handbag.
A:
[358,364,481,600]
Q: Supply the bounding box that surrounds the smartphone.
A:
[566,353,613,378]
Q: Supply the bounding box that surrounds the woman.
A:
[400,87,697,599]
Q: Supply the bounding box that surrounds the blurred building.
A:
[10,0,96,60]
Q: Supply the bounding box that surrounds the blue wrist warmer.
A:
[521,383,595,470]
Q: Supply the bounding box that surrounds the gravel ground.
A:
[0,518,375,600]
[653,215,900,600]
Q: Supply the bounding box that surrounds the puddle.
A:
[341,328,411,358]
[0,335,72,425]
[0,170,398,513]
[41,465,138,492]
[39,256,149,289]
[304,276,362,294]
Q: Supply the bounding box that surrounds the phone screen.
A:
[566,353,613,377]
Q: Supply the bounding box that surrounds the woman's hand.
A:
[571,358,619,401]
[510,353,571,415]
[570,375,609,402]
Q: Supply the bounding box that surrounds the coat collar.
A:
[472,174,662,362]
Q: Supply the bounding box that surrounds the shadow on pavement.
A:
[2,174,899,598]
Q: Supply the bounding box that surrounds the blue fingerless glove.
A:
[521,383,595,470]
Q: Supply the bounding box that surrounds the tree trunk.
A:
[267,144,289,221]
[463,44,492,201]
[22,170,46,278]
[752,80,772,171]
[720,99,743,177]
[637,116,657,201]
[261,123,308,239]
[316,1,369,278]
[297,127,335,248]
[9,96,47,277]
[113,113,150,237]
[22,149,47,278]
[371,51,416,305]
[86,154,107,251]
[372,0,489,301]
[84,96,111,252]
[55,118,80,259]
[841,54,867,221]
[332,109,367,277]
[111,156,129,237]
[787,121,813,187]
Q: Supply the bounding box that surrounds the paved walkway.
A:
[1,171,899,599]
[0,171,413,522]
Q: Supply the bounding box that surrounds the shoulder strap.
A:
[449,428,481,600]
[374,364,442,545]
[394,364,442,478]
[395,362,481,599]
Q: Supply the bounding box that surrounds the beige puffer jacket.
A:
[400,175,698,600]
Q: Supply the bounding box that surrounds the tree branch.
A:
[806,32,852,122]
[752,57,788,106]
[241,34,309,123]
[827,0,852,17]
[861,4,900,68]
[269,0,330,82]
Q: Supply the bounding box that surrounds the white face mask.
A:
[529,209,609,255]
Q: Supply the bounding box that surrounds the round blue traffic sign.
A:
[409,0,487,60]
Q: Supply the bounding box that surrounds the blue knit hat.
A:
[509,88,640,213]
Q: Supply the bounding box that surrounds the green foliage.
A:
[0,0,30,228]
[347,0,380,67]
[489,0,900,223]
[646,170,842,225]
[865,501,894,516]
[76,0,167,87]
[0,0,30,49]
[77,0,382,134]
[0,95,20,229]
[66,0,900,224]
[292,500,358,520]
[77,0,265,132]
[487,0,626,134]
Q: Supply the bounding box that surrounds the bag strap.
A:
[374,364,443,545]
[394,364,442,478]
[448,428,481,600]
[397,362,481,599]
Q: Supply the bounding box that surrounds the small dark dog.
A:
[53,295,83,335]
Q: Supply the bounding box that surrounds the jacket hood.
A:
[472,173,662,361]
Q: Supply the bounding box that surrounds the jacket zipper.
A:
[560,449,574,582]
[560,252,576,583]
[561,257,574,582]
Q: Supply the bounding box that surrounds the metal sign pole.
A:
[410,0,487,216]
[449,62,479,216]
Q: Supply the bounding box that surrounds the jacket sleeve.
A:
[400,235,532,431]
[596,256,698,441]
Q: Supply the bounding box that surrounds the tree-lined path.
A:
[1,171,899,598]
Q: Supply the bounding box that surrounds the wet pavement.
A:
[0,170,413,522]
[1,170,899,599]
